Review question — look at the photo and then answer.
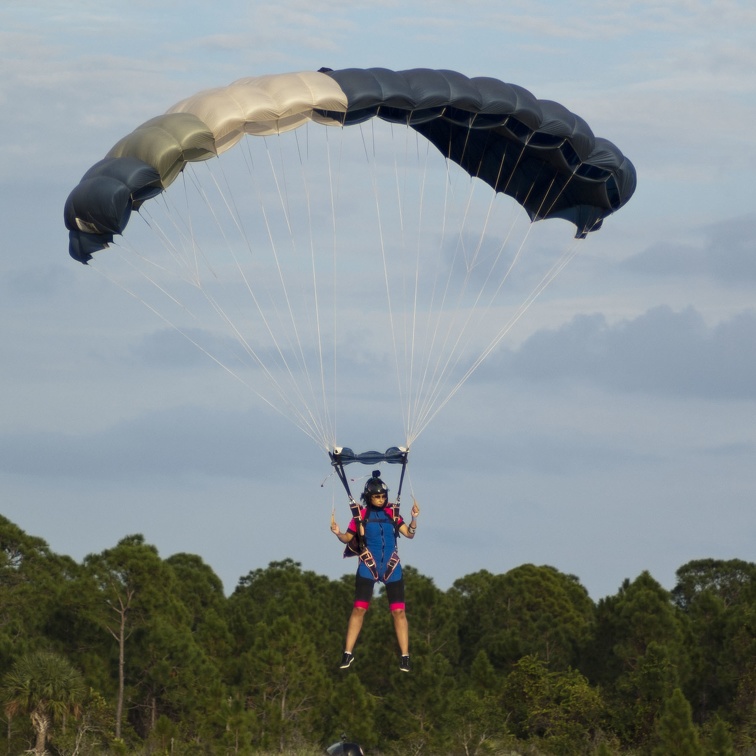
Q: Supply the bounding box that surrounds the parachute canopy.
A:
[65,68,636,263]
[64,68,636,453]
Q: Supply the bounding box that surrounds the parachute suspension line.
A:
[293,125,337,450]
[380,121,429,444]
[531,161,578,227]
[412,201,578,437]
[273,136,335,448]
[186,153,329,449]
[378,122,448,447]
[415,231,583,439]
[409,135,522,441]
[187,157,334,449]
[88,259,320,437]
[476,230,581,374]
[121,174,229,308]
[258,134,332,449]
[123,155,331,449]
[132,176,207,288]
[391,121,415,441]
[358,121,411,446]
[389,120,443,448]
[382,122,412,445]
[117,209,202,312]
[393,124,439,447]
[405,163,474,443]
[256,135,335,448]
[324,125,341,451]
[404,140,482,441]
[418,129,515,434]
[409,137,578,440]
[406,134,444,440]
[405,143,468,445]
[134,118,585,453]
[406,129,436,446]
[162,170,205,286]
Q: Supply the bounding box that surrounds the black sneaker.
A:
[340,652,354,669]
[399,655,411,672]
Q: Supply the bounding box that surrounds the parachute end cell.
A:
[68,230,111,264]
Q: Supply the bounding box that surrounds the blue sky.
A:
[1,0,755,600]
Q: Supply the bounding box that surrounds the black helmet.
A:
[362,470,388,502]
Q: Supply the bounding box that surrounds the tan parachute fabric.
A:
[104,72,349,191]
[167,72,348,151]
[106,113,216,188]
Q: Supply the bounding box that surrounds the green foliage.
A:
[1,650,87,755]
[237,614,330,751]
[326,674,379,748]
[227,558,345,674]
[502,654,605,755]
[672,558,756,610]
[451,564,594,672]
[0,516,83,672]
[703,715,736,756]
[165,551,234,664]
[0,516,754,754]
[444,685,512,755]
[672,558,756,728]
[584,571,690,748]
[50,688,116,755]
[652,687,704,755]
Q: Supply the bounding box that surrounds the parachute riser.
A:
[329,446,409,523]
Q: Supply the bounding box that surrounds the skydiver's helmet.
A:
[361,471,389,506]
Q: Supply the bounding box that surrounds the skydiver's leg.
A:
[386,579,409,656]
[344,606,367,653]
[391,608,409,656]
[345,576,375,653]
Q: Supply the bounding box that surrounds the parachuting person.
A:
[330,471,420,672]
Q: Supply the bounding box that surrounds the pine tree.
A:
[652,687,704,756]
[706,716,736,756]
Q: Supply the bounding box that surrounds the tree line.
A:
[0,513,753,755]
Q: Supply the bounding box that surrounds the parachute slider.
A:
[329,446,408,467]
[329,447,409,507]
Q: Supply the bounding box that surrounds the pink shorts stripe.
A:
[354,600,370,610]
[389,602,405,612]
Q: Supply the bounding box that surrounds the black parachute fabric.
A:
[317,68,636,237]
[65,68,636,262]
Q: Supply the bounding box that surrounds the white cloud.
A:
[622,215,756,285]
[481,305,756,401]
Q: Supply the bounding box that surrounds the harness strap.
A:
[392,454,408,521]
[358,550,380,581]
[330,447,409,572]
[383,551,401,582]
